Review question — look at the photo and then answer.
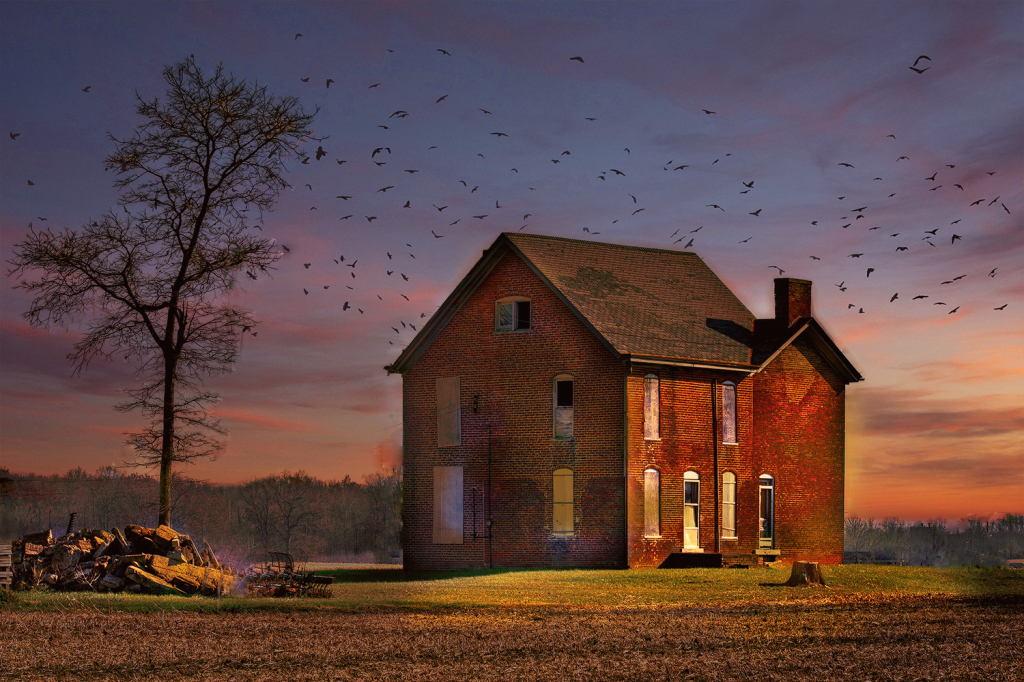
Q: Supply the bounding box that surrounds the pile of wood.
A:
[9,524,233,596]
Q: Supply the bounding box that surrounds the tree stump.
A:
[785,560,826,587]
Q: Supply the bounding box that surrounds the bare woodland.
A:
[0,468,402,565]
[843,514,1024,567]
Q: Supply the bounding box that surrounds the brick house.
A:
[385,233,862,570]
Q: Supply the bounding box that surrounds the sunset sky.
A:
[1,1,1021,522]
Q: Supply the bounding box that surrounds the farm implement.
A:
[244,551,334,598]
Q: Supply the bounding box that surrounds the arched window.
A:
[721,381,737,444]
[759,474,774,548]
[495,296,531,332]
[683,470,700,549]
[643,375,660,440]
[553,468,574,535]
[722,472,737,539]
[553,375,574,439]
[644,468,660,537]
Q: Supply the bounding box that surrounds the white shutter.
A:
[433,466,463,544]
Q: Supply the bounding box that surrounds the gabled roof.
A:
[386,233,759,374]
[752,317,864,384]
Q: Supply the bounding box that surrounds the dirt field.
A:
[2,593,1020,681]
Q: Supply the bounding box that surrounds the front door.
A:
[759,475,774,548]
[683,477,700,549]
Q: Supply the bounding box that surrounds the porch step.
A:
[659,552,722,569]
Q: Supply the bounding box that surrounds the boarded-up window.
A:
[643,375,660,440]
[433,466,463,544]
[553,468,573,535]
[554,377,574,439]
[436,377,461,447]
[644,469,660,537]
[722,472,736,539]
[722,381,737,444]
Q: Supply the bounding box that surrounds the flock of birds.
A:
[9,44,1015,352]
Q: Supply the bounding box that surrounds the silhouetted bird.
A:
[909,66,930,74]
[570,56,584,63]
[951,234,962,244]
[890,293,898,302]
[995,304,1007,310]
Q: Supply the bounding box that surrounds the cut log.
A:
[178,535,203,566]
[124,565,186,595]
[785,560,827,587]
[23,530,53,546]
[124,524,180,555]
[149,554,230,594]
[112,527,130,554]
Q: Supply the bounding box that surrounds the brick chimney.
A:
[774,278,812,328]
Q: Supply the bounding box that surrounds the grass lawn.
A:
[3,564,1022,613]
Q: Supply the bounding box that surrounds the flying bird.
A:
[366,216,377,222]
[433,204,448,212]
[810,256,820,260]
[491,132,508,137]
[436,94,448,103]
[866,268,874,277]
[480,109,492,114]
[437,48,450,56]
[913,55,931,66]
[896,247,908,252]
[377,186,394,192]
[295,33,302,39]
[890,293,898,302]
[909,66,930,74]
[1003,204,1011,214]
[913,295,928,300]
[948,307,959,314]
[326,79,334,88]
[897,156,909,161]
[674,165,689,170]
[849,253,863,258]
[343,301,349,311]
[769,266,785,275]
[707,204,724,211]
[369,82,381,88]
[9,132,20,139]
[994,304,1007,310]
[838,163,855,168]
[431,230,443,238]
[570,56,584,63]
[951,234,962,244]
[609,169,625,176]
[300,77,310,82]
[702,109,716,114]
[743,181,754,188]
[749,209,761,217]
[632,208,645,215]
[82,86,91,93]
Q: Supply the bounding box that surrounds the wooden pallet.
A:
[0,543,12,590]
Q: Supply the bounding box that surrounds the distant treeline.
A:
[0,467,402,566]
[844,515,1024,567]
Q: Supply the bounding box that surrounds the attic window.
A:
[496,297,531,332]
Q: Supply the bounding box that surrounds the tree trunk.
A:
[785,560,827,587]
[158,351,176,527]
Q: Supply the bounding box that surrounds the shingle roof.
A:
[505,233,756,365]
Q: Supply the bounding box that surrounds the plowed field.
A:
[2,594,1020,681]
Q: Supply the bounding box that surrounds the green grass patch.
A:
[3,564,1021,614]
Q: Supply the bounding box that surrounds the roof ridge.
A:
[503,232,704,259]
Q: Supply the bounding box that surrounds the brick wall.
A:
[625,366,758,568]
[401,251,627,570]
[752,337,847,564]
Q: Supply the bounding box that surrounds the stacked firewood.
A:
[9,524,233,596]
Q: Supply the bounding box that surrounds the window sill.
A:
[721,441,738,446]
[643,535,662,540]
[720,536,738,541]
[494,329,531,334]
[643,438,661,442]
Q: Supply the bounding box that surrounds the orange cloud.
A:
[216,409,315,432]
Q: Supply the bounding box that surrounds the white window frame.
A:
[643,375,660,440]
[495,296,531,332]
[683,470,700,550]
[553,374,574,439]
[722,471,737,539]
[759,474,775,548]
[721,381,737,445]
[553,468,574,536]
[644,468,661,538]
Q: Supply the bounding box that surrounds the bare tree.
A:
[7,57,317,526]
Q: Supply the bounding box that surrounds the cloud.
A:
[854,387,1024,437]
[216,409,315,433]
